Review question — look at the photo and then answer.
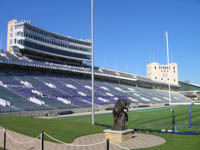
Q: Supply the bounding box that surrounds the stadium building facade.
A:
[7,19,92,66]
[0,19,193,115]
[147,62,178,85]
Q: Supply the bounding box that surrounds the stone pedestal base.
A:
[104,129,134,143]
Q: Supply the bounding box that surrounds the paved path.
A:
[0,126,166,150]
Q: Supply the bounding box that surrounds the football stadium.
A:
[0,6,200,150]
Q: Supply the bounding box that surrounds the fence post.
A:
[4,129,6,150]
[41,131,44,150]
[106,139,109,150]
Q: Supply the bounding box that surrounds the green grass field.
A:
[0,105,200,150]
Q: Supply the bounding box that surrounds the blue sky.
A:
[0,0,200,84]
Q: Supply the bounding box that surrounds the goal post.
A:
[169,102,200,129]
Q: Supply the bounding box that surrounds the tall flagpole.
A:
[91,0,95,125]
[165,32,171,105]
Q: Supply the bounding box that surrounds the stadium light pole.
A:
[165,32,171,105]
[91,0,95,125]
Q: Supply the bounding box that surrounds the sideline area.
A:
[41,105,168,120]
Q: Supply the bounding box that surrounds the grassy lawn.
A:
[0,116,105,143]
[0,105,200,150]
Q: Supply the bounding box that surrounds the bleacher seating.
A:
[0,51,193,113]
[0,69,192,113]
[0,85,47,112]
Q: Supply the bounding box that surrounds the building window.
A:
[155,66,156,70]
[10,39,12,44]
[161,78,163,80]
[17,31,22,36]
[155,77,157,79]
[15,25,23,29]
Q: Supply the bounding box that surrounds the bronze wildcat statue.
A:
[112,99,130,130]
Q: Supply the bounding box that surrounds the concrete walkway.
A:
[0,126,166,150]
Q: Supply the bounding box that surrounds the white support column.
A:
[91,0,95,125]
[165,32,171,105]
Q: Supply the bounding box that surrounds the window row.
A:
[24,25,91,46]
[155,77,176,82]
[16,31,91,53]
[18,40,91,60]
